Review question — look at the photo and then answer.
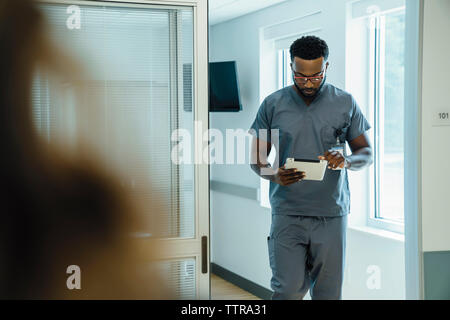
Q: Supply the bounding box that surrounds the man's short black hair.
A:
[290,35,329,62]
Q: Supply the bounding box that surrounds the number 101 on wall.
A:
[432,110,450,126]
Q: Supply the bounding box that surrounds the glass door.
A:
[33,0,209,299]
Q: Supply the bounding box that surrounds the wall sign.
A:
[432,109,450,126]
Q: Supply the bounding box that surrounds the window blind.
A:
[32,3,195,240]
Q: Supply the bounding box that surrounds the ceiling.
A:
[209,0,289,26]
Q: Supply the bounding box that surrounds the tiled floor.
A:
[210,273,261,300]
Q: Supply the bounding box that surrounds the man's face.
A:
[290,57,328,97]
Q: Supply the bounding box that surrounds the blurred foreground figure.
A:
[0,0,172,299]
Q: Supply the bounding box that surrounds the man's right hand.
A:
[271,166,306,186]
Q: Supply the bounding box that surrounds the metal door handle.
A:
[201,236,208,274]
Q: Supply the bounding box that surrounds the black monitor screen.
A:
[209,61,242,112]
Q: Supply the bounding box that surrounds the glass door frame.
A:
[37,0,210,299]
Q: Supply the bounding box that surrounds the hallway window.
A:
[346,0,406,234]
[368,8,405,233]
[278,49,293,89]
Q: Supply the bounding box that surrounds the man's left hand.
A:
[318,151,347,169]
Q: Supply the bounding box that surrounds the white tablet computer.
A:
[284,158,327,181]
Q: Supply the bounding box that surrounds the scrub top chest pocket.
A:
[321,126,348,148]
[320,123,349,159]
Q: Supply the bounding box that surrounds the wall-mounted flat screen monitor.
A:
[209,61,242,112]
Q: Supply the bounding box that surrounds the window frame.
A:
[366,9,405,234]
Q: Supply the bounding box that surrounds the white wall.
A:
[420,0,450,253]
[209,0,406,299]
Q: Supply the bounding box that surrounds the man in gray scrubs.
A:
[249,36,373,300]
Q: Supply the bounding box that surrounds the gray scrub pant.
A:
[267,214,347,300]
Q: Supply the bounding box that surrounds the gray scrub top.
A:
[249,83,371,217]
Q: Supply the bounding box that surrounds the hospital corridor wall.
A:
[420,0,450,300]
